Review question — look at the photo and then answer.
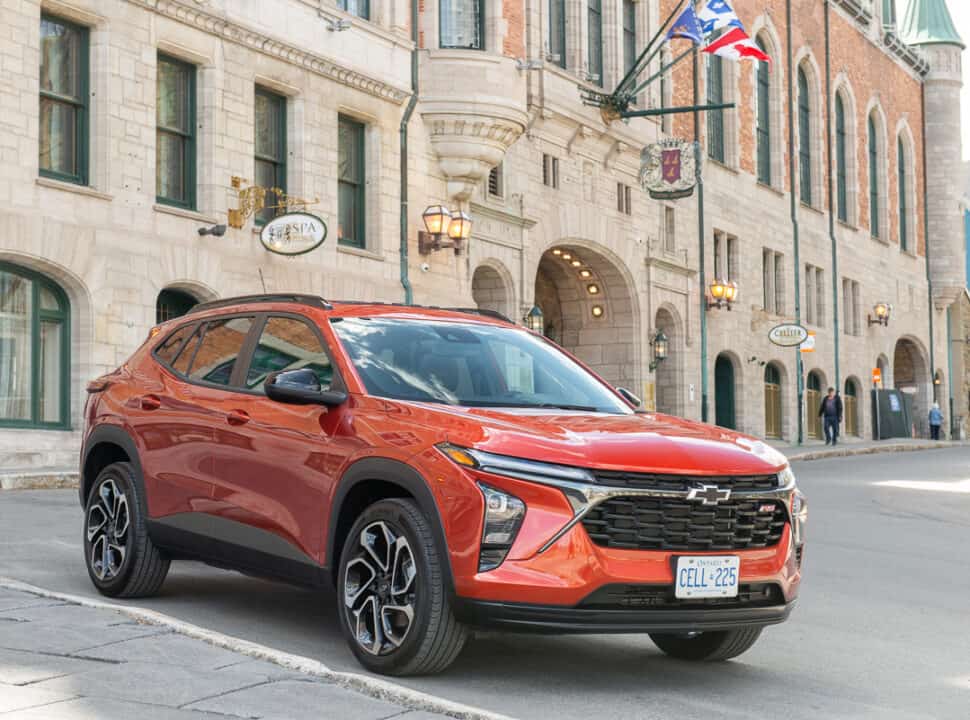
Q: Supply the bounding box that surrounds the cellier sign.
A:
[260,212,327,256]
[768,323,809,348]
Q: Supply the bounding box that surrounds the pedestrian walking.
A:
[929,402,944,441]
[818,387,843,446]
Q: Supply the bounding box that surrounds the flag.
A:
[702,27,771,63]
[667,4,704,44]
[697,0,745,37]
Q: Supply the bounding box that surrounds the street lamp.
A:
[867,301,891,327]
[707,278,738,310]
[524,305,544,334]
[419,205,471,255]
[650,329,669,371]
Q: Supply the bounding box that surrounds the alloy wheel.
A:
[343,520,417,656]
[86,477,130,581]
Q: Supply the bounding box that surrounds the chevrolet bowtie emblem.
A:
[686,484,731,505]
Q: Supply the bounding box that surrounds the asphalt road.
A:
[2,448,969,719]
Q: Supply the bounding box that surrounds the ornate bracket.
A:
[227,176,319,229]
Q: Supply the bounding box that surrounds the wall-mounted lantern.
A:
[649,330,669,371]
[707,278,738,311]
[419,205,471,255]
[524,305,544,334]
[868,301,891,327]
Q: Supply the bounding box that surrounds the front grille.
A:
[579,582,784,610]
[591,471,779,493]
[581,497,787,551]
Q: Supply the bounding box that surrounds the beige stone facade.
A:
[0,0,963,479]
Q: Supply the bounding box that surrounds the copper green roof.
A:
[900,0,965,49]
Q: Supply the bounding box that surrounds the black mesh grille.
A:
[579,582,784,609]
[581,497,787,551]
[591,471,779,492]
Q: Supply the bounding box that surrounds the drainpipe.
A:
[946,304,954,437]
[693,44,709,424]
[399,0,419,305]
[786,0,804,444]
[920,83,936,404]
[824,1,841,392]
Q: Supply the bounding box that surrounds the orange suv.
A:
[80,294,806,675]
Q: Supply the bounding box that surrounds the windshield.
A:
[330,317,633,414]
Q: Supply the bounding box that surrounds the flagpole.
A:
[693,13,709,425]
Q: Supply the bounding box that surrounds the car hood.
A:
[400,403,788,476]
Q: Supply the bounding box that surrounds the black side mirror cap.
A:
[616,386,642,408]
[265,369,347,407]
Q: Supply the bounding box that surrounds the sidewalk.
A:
[0,583,497,720]
[770,437,958,461]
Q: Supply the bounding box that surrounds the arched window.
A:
[868,113,881,238]
[0,263,70,428]
[156,288,198,324]
[806,371,824,439]
[844,378,860,436]
[764,363,782,439]
[756,37,771,185]
[797,66,812,205]
[835,93,848,222]
[897,135,910,252]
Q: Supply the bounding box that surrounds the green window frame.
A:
[0,262,71,430]
[549,0,566,68]
[587,0,603,86]
[756,37,771,185]
[156,54,197,210]
[39,14,89,186]
[706,54,725,162]
[868,114,880,238]
[898,136,908,252]
[622,0,636,76]
[440,0,484,50]
[337,0,369,19]
[254,87,287,226]
[798,67,812,206]
[338,115,366,249]
[835,93,848,222]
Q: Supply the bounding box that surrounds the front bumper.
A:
[453,597,796,634]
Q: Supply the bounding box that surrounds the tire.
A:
[83,461,170,598]
[649,627,763,662]
[337,498,467,676]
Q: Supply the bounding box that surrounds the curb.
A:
[0,471,79,490]
[785,442,952,462]
[0,577,516,720]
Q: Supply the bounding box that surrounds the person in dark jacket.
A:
[818,387,843,446]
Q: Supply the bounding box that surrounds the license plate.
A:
[674,556,739,599]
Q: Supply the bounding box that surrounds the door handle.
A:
[140,395,161,411]
[226,409,250,426]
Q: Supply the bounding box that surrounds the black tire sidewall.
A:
[336,499,439,674]
[83,462,141,595]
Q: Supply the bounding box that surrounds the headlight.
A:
[477,483,526,572]
[778,465,797,489]
[437,443,594,486]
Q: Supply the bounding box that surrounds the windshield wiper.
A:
[463,401,599,412]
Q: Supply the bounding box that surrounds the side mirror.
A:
[265,368,347,407]
[616,386,642,408]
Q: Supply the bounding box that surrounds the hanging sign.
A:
[799,331,816,353]
[260,212,327,256]
[639,139,701,200]
[768,323,809,347]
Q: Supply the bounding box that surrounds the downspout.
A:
[920,83,936,402]
[824,1,841,392]
[693,43,709,423]
[399,0,419,305]
[946,304,954,437]
[786,0,804,444]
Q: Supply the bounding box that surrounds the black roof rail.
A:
[328,300,514,324]
[186,294,333,314]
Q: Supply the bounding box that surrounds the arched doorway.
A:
[806,370,824,439]
[764,363,783,439]
[472,262,513,320]
[845,377,861,436]
[156,288,198,324]
[534,244,638,389]
[894,337,930,437]
[654,306,682,416]
[876,354,888,388]
[715,353,737,429]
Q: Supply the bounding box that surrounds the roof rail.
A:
[329,300,514,324]
[187,294,333,314]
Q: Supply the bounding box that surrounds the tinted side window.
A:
[172,325,203,376]
[247,316,333,391]
[186,317,254,386]
[155,324,195,366]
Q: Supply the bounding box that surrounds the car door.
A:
[204,313,354,578]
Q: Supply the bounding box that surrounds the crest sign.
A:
[640,139,701,200]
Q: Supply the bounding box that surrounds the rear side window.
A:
[155,324,195,366]
[246,316,333,391]
[172,325,203,376]
[186,317,254,386]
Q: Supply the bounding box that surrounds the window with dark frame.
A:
[898,136,908,252]
[549,0,566,67]
[337,0,369,19]
[706,54,724,163]
[440,0,484,50]
[156,54,196,209]
[835,93,848,222]
[587,0,603,86]
[797,66,812,206]
[756,37,771,185]
[254,87,287,225]
[542,153,559,189]
[39,15,88,185]
[338,115,366,248]
[622,0,637,77]
[868,114,880,238]
[664,207,675,251]
[616,183,633,215]
[488,163,503,198]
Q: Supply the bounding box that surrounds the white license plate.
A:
[674,556,739,599]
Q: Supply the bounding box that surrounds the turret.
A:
[901,0,965,307]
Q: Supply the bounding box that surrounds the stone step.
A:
[0,469,79,490]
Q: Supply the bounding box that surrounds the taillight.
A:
[86,379,111,394]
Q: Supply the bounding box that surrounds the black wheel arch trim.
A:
[327,456,455,593]
[80,425,145,510]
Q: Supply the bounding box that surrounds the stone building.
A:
[0,0,964,483]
